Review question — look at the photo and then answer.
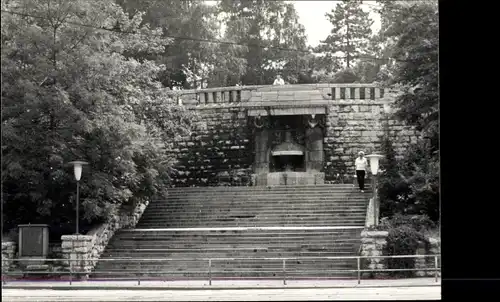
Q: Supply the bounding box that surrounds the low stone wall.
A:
[360,230,388,278]
[415,237,441,277]
[61,199,149,278]
[2,241,16,273]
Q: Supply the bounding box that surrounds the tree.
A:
[373,1,439,222]
[1,0,193,235]
[378,1,439,143]
[115,0,225,89]
[316,0,373,69]
[218,0,308,85]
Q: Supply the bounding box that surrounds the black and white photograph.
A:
[1,0,440,300]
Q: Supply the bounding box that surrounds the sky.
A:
[205,1,382,47]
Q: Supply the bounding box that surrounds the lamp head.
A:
[365,154,384,175]
[68,161,88,181]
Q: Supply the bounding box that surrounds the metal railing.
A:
[2,254,441,286]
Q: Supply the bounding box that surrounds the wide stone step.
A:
[110,235,360,241]
[111,234,359,239]
[161,194,370,199]
[165,185,371,192]
[145,204,367,209]
[93,260,357,270]
[138,218,365,221]
[141,210,366,215]
[105,242,357,250]
[148,201,367,205]
[144,208,366,213]
[136,221,366,227]
[113,231,362,240]
[116,228,362,234]
[91,269,357,278]
[94,263,357,272]
[101,250,356,257]
[135,224,366,229]
[162,195,369,199]
[137,221,365,226]
[139,216,366,222]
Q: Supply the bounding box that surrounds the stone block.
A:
[361,231,389,238]
[241,90,251,101]
[294,91,312,100]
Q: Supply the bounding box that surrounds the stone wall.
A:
[170,84,419,186]
[360,230,389,278]
[61,199,149,278]
[170,107,253,187]
[323,90,419,182]
[2,241,16,273]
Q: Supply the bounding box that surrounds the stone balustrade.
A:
[171,84,386,107]
[2,241,16,273]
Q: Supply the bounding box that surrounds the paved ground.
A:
[1,286,441,301]
[1,278,440,289]
[1,278,441,301]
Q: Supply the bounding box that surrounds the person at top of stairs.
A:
[273,74,285,86]
[355,151,368,193]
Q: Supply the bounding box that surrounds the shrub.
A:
[383,224,425,277]
[379,214,435,277]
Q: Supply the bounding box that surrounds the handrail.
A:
[2,254,441,286]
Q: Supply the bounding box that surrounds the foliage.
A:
[218,0,308,85]
[115,0,225,89]
[378,132,439,222]
[1,0,193,234]
[331,68,360,84]
[374,1,439,222]
[378,1,439,142]
[315,0,373,69]
[382,223,425,277]
[398,141,439,221]
[379,213,436,277]
[379,213,436,233]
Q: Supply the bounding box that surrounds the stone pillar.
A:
[2,241,16,273]
[360,230,388,278]
[61,235,93,280]
[427,237,441,277]
[254,126,270,175]
[306,125,324,172]
[414,241,427,277]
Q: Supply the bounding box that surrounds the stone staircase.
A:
[92,185,370,279]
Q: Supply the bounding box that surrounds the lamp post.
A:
[68,161,88,235]
[365,154,384,226]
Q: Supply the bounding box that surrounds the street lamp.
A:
[68,161,88,235]
[365,154,384,226]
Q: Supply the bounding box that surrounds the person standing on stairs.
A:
[355,151,369,192]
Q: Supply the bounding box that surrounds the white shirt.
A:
[273,78,285,85]
[355,157,368,171]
